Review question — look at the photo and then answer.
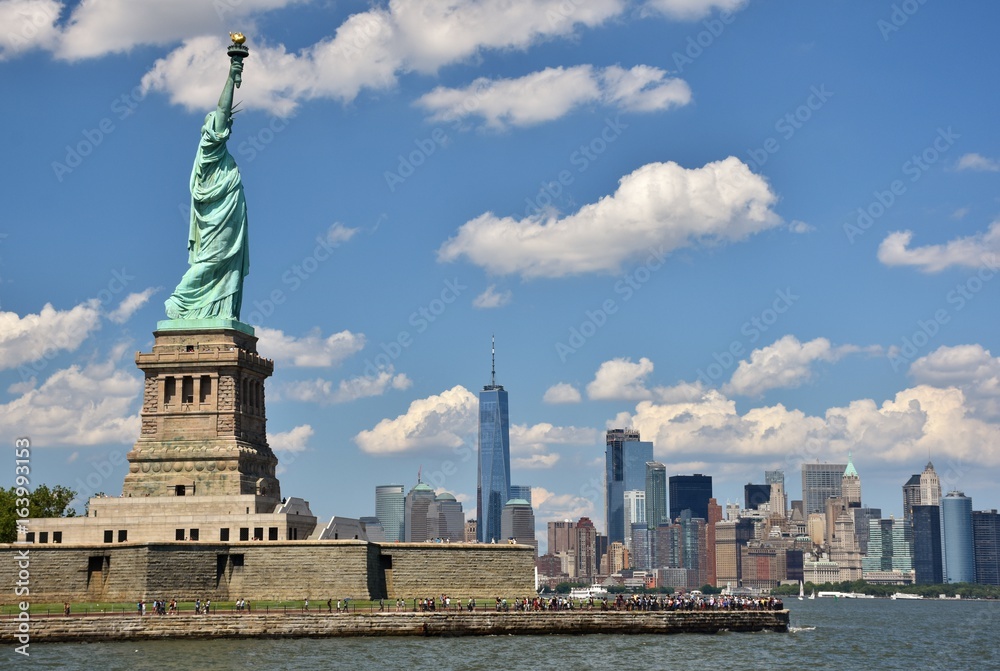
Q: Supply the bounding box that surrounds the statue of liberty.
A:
[165,34,250,323]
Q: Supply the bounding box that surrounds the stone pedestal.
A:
[122,328,280,504]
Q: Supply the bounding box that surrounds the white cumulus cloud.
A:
[644,0,747,20]
[255,327,365,367]
[909,344,1000,420]
[437,157,780,279]
[587,357,655,400]
[0,0,61,58]
[354,385,478,455]
[417,64,689,129]
[107,288,159,324]
[268,424,313,453]
[878,222,1000,273]
[0,300,102,372]
[0,358,140,446]
[723,335,870,397]
[955,152,1000,172]
[140,0,625,114]
[283,369,412,404]
[543,383,582,404]
[472,285,512,309]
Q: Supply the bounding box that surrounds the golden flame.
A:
[229,32,246,45]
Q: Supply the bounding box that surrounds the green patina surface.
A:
[164,51,250,325]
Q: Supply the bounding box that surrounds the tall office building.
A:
[652,523,680,569]
[841,455,862,507]
[765,470,785,488]
[501,498,536,551]
[630,523,651,570]
[972,510,1000,586]
[605,429,654,544]
[942,491,975,584]
[706,498,723,586]
[852,506,881,555]
[669,474,712,521]
[477,338,511,543]
[768,483,787,517]
[678,510,708,587]
[623,489,646,551]
[574,517,598,580]
[428,492,465,541]
[375,484,405,542]
[744,483,771,510]
[403,481,436,542]
[645,462,668,528]
[714,518,754,588]
[902,474,921,521]
[548,520,576,556]
[920,462,942,507]
[801,463,846,515]
[912,504,943,584]
[509,485,532,505]
[863,517,913,573]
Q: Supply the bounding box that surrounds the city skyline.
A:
[2,2,999,550]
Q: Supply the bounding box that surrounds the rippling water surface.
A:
[19,599,1000,670]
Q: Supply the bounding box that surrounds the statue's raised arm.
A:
[164,35,251,325]
[211,58,242,134]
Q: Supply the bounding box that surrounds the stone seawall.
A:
[1,610,788,643]
[0,541,535,602]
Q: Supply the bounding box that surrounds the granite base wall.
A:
[0,541,534,603]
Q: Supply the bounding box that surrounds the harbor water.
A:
[13,598,999,670]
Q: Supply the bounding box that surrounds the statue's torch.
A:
[227,32,249,88]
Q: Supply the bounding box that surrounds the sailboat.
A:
[798,581,804,601]
[809,589,816,600]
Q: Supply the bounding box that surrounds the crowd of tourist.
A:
[113,592,782,616]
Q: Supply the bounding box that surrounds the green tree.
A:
[0,484,78,543]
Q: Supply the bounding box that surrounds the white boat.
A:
[568,585,609,600]
[891,592,923,600]
[809,589,816,600]
[798,581,804,601]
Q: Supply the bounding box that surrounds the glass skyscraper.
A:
[912,504,944,584]
[605,429,654,544]
[973,510,1000,586]
[477,339,511,543]
[645,462,668,528]
[801,463,846,515]
[669,474,712,522]
[375,484,405,542]
[942,491,975,584]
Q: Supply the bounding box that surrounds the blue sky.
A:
[2,1,999,552]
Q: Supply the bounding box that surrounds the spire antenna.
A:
[491,334,496,387]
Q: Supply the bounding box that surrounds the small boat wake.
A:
[789,625,817,633]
